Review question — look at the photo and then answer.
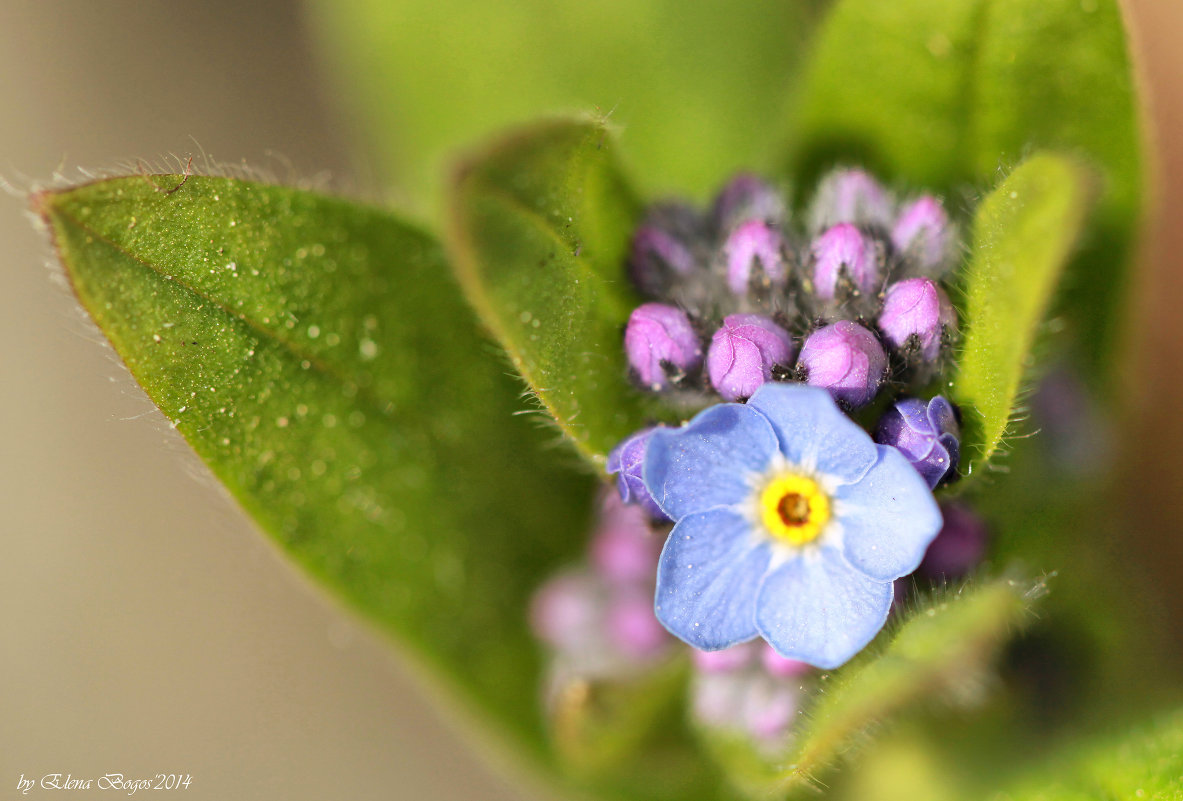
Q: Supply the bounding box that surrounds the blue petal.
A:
[833,445,943,581]
[643,403,778,519]
[755,547,893,669]
[655,508,770,650]
[747,383,878,485]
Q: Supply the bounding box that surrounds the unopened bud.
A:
[798,321,887,408]
[810,223,881,300]
[892,195,953,273]
[874,396,960,488]
[711,173,787,232]
[724,220,790,295]
[606,427,668,520]
[877,277,957,361]
[707,314,796,402]
[628,203,703,297]
[809,168,893,231]
[624,303,703,391]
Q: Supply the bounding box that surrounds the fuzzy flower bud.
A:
[606,427,667,520]
[627,203,703,297]
[919,502,988,579]
[711,173,787,232]
[809,168,893,231]
[724,220,790,295]
[707,314,796,402]
[798,321,886,407]
[810,223,881,299]
[624,303,703,391]
[878,277,957,361]
[874,396,960,488]
[892,195,953,272]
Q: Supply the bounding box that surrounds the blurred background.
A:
[0,1,1178,799]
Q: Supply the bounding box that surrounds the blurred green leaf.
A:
[784,0,1140,369]
[448,117,667,466]
[548,659,687,777]
[952,154,1094,473]
[701,576,1041,799]
[996,707,1183,800]
[38,174,594,759]
[307,0,825,208]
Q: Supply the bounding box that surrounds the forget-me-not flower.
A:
[643,383,942,669]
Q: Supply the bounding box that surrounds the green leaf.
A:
[952,153,1094,473]
[547,659,687,776]
[997,707,1183,800]
[37,174,595,760]
[703,576,1043,798]
[784,0,1141,368]
[447,117,664,466]
[308,0,825,208]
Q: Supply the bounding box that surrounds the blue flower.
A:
[642,383,942,669]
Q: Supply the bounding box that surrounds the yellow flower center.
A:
[759,473,831,546]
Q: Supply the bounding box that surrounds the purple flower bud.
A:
[706,314,796,402]
[624,303,703,391]
[919,502,988,579]
[693,643,758,674]
[810,223,881,299]
[892,195,953,272]
[878,277,957,361]
[760,645,812,679]
[798,321,887,407]
[809,168,893,230]
[607,427,668,520]
[590,490,662,585]
[723,220,790,295]
[606,589,670,660]
[711,173,787,232]
[628,203,703,297]
[874,396,960,488]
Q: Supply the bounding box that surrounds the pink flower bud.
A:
[624,303,703,391]
[878,277,957,361]
[798,321,887,408]
[707,314,795,401]
[810,223,881,299]
[892,195,953,272]
[809,168,893,230]
[724,220,790,295]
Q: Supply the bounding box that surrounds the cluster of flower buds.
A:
[614,169,964,502]
[530,489,671,680]
[690,641,812,748]
[622,168,960,411]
